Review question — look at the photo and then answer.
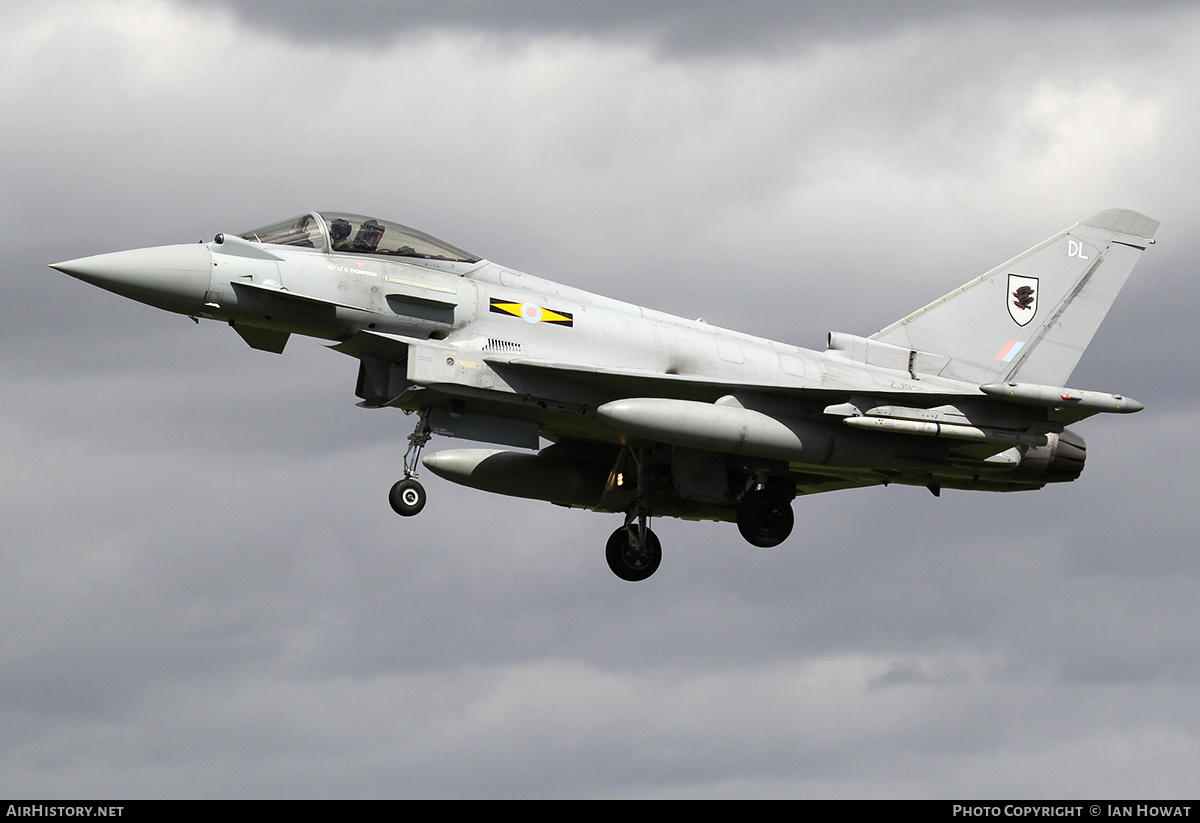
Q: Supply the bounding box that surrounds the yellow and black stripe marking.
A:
[489,298,573,327]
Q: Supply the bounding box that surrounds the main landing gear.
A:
[604,482,795,581]
[606,507,662,582]
[603,448,664,582]
[601,455,798,581]
[736,487,795,548]
[385,417,795,580]
[389,411,431,517]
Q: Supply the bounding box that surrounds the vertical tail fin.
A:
[870,209,1159,386]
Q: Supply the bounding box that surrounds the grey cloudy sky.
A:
[3,0,1198,798]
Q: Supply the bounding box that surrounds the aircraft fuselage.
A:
[52,209,1155,579]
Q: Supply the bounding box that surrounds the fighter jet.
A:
[51,209,1157,580]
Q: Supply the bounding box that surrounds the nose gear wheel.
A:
[390,410,432,517]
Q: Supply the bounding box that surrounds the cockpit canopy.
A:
[239,212,481,264]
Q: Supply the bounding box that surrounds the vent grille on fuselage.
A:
[484,337,523,354]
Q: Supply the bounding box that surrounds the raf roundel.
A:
[520,303,544,323]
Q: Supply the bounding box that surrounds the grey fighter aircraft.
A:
[52,209,1157,580]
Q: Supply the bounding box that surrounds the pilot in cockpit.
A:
[329,217,352,251]
[353,219,385,252]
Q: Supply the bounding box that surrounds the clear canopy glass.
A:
[239,212,480,264]
[239,213,325,250]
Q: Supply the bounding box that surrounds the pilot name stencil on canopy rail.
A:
[52,209,1157,580]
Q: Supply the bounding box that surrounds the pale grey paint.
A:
[9,1,1200,798]
[51,207,1157,553]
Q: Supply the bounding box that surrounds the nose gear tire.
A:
[389,479,427,517]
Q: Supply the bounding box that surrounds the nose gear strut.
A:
[390,410,431,517]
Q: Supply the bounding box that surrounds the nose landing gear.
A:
[389,410,431,517]
[389,478,427,516]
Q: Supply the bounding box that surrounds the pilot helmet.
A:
[329,218,351,246]
[360,220,384,250]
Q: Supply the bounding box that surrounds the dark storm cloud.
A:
[189,0,1190,53]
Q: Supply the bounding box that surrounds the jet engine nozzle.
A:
[1019,429,1087,484]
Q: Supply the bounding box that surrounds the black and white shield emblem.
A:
[1007,274,1038,326]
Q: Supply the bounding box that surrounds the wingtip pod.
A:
[980,382,1144,414]
[1081,209,1159,245]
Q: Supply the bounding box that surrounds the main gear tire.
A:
[736,489,794,548]
[605,526,662,581]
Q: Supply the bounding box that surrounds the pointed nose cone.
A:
[51,243,212,314]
